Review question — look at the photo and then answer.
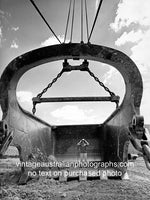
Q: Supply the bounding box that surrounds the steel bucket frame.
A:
[0,43,147,184]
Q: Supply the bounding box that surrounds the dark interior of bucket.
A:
[52,124,104,162]
[16,59,124,164]
[30,59,120,163]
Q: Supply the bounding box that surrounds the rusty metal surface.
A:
[0,43,143,114]
[0,43,144,183]
[32,96,120,103]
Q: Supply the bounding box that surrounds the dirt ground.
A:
[0,146,150,200]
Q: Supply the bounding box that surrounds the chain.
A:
[32,62,118,114]
[37,70,64,98]
[86,68,115,97]
[32,69,64,114]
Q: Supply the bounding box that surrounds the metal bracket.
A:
[62,59,89,72]
[129,115,145,139]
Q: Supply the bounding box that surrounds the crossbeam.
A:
[32,96,120,103]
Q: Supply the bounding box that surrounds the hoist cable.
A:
[70,0,75,42]
[29,0,61,44]
[64,0,72,43]
[84,0,89,42]
[81,0,83,42]
[88,0,104,42]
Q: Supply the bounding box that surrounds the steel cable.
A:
[88,0,104,42]
[81,0,83,42]
[29,0,61,44]
[70,0,75,42]
[84,0,89,42]
[64,0,72,43]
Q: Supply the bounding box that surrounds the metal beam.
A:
[32,96,120,103]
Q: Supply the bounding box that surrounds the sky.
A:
[0,0,150,125]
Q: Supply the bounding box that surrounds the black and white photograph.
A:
[0,0,150,199]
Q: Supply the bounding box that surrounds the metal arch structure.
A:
[0,43,149,184]
[0,43,143,115]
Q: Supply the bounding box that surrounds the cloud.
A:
[111,0,150,75]
[110,0,150,32]
[17,91,33,112]
[0,10,5,15]
[103,67,116,85]
[17,91,33,103]
[41,35,68,46]
[130,29,150,74]
[0,27,2,47]
[95,0,99,12]
[0,9,19,48]
[51,105,97,124]
[0,10,4,47]
[115,30,143,46]
[110,0,150,123]
[11,27,19,31]
[10,40,19,49]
